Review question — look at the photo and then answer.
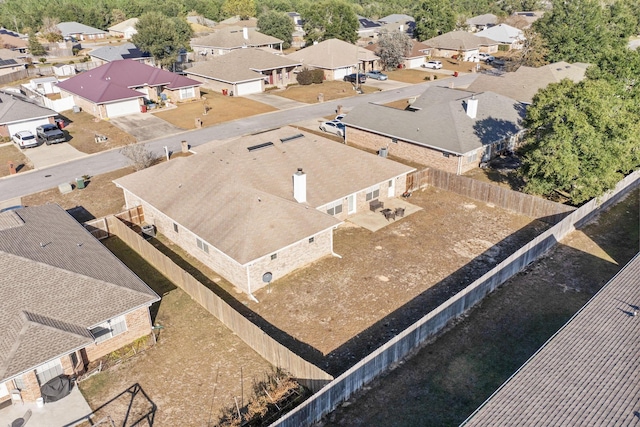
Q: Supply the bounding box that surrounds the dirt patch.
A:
[153,89,276,129]
[322,189,640,426]
[62,111,136,154]
[0,144,32,177]
[273,81,380,104]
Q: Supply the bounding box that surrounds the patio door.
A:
[348,194,356,214]
[388,179,395,198]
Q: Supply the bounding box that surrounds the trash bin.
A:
[55,118,65,129]
[454,71,459,77]
[141,104,147,113]
[36,397,44,408]
[75,177,85,189]
[222,89,228,96]
[141,224,156,238]
[229,90,234,97]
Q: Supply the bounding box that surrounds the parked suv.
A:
[35,124,66,145]
[478,53,495,63]
[343,73,367,83]
[422,60,443,69]
[12,130,38,149]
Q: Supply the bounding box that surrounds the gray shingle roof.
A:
[0,204,159,382]
[89,43,150,62]
[191,26,282,50]
[464,253,640,426]
[423,30,497,51]
[114,127,414,265]
[57,22,107,36]
[342,86,525,155]
[0,90,57,126]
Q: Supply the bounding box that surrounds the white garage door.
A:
[7,118,51,137]
[235,80,263,96]
[105,99,141,118]
[333,68,349,80]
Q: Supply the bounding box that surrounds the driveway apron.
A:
[110,112,185,142]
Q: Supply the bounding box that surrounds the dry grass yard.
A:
[0,143,32,177]
[63,111,136,154]
[273,80,380,103]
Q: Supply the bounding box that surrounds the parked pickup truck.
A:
[35,124,66,145]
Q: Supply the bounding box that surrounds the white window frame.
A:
[467,151,478,163]
[91,315,127,344]
[196,238,209,253]
[365,185,380,201]
[326,200,343,216]
[35,359,63,385]
[180,87,195,99]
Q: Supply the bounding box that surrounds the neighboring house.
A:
[358,16,382,39]
[57,22,107,41]
[0,90,58,137]
[107,18,139,39]
[52,63,76,77]
[342,86,526,175]
[89,42,152,65]
[466,13,498,32]
[466,61,589,104]
[0,33,28,53]
[191,26,282,56]
[0,49,26,76]
[114,127,414,295]
[216,16,258,29]
[287,12,306,48]
[56,59,202,119]
[185,48,301,95]
[286,38,379,80]
[378,14,415,35]
[463,253,640,426]
[0,204,159,404]
[187,15,217,28]
[505,11,545,29]
[422,30,499,60]
[476,24,525,50]
[366,39,431,69]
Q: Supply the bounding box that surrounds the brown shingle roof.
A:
[191,26,282,50]
[422,30,497,51]
[286,39,379,70]
[463,253,640,426]
[0,205,159,382]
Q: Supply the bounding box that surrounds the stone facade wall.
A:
[84,306,152,361]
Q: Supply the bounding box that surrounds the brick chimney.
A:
[293,168,306,203]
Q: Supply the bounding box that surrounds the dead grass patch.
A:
[62,111,136,154]
[273,81,380,103]
[385,68,438,84]
[0,143,33,177]
[153,90,276,129]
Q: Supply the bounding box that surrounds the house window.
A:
[271,253,277,260]
[13,375,25,390]
[173,223,179,233]
[180,87,195,99]
[467,152,478,163]
[197,238,209,253]
[442,152,450,158]
[391,138,398,144]
[365,186,380,201]
[35,360,63,385]
[309,237,315,243]
[326,200,343,216]
[91,315,127,344]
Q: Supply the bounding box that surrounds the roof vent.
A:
[247,142,274,152]
[280,134,304,143]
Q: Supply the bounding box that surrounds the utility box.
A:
[75,178,85,189]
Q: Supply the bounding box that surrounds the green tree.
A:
[28,32,46,57]
[413,0,456,41]
[222,0,256,19]
[132,12,193,69]
[376,30,413,70]
[257,10,294,48]
[509,27,549,69]
[519,79,640,204]
[302,0,358,44]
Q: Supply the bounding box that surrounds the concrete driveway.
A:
[110,112,185,142]
[22,142,87,170]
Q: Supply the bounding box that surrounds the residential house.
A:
[287,12,306,48]
[57,22,107,41]
[466,61,589,104]
[114,127,414,295]
[378,14,415,36]
[191,26,283,57]
[56,60,201,118]
[504,11,545,29]
[0,49,26,76]
[286,38,379,80]
[463,253,640,426]
[0,33,28,53]
[358,16,382,40]
[366,39,431,69]
[342,86,526,175]
[185,48,301,95]
[422,31,498,61]
[0,90,58,137]
[216,16,258,29]
[0,204,159,404]
[107,18,139,39]
[476,24,525,50]
[465,13,498,32]
[187,15,217,29]
[88,43,152,65]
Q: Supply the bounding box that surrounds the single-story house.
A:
[465,13,498,32]
[505,11,545,29]
[56,59,202,119]
[422,30,498,61]
[89,42,152,65]
[191,26,283,57]
[378,14,415,35]
[0,33,28,53]
[286,38,380,80]
[342,86,526,175]
[358,16,382,39]
[185,48,301,95]
[287,12,306,48]
[0,204,159,404]
[107,18,138,39]
[476,24,525,50]
[56,22,107,41]
[366,39,431,69]
[114,127,414,295]
[466,61,589,104]
[0,90,58,137]
[464,253,640,426]
[0,50,26,76]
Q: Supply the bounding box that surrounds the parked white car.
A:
[12,131,38,149]
[320,120,345,137]
[478,53,495,63]
[422,60,443,69]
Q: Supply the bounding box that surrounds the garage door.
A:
[105,99,142,118]
[235,80,263,96]
[334,68,349,80]
[7,118,51,136]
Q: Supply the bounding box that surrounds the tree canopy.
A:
[376,30,412,70]
[302,0,358,44]
[222,0,257,20]
[413,0,456,41]
[27,33,46,57]
[257,10,294,48]
[131,12,193,69]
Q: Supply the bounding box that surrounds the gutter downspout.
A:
[246,265,259,303]
[330,227,342,258]
[457,155,462,175]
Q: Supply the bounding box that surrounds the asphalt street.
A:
[0,73,478,202]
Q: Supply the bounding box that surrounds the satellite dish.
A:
[262,272,273,283]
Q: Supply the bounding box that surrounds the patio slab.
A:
[0,387,92,427]
[347,197,422,232]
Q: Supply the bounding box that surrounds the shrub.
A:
[39,57,47,64]
[296,68,314,85]
[312,69,324,84]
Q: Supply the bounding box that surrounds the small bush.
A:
[39,57,47,64]
[311,69,324,84]
[296,68,314,85]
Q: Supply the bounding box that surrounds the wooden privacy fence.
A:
[84,206,144,240]
[0,69,28,85]
[103,216,332,392]
[272,170,640,427]
[407,168,575,224]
